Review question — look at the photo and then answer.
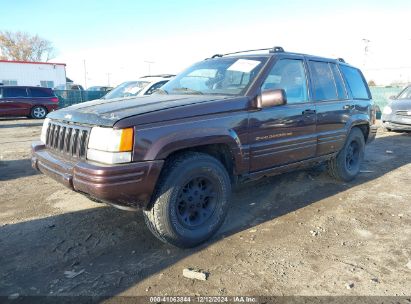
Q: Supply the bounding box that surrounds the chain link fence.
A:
[54,87,404,119]
[54,90,107,109]
[370,86,403,115]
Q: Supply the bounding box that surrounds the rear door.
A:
[249,57,317,172]
[307,60,350,156]
[0,87,30,116]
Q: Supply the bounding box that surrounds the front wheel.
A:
[328,128,365,182]
[143,152,231,248]
[30,106,47,119]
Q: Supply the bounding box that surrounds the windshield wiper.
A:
[172,87,204,95]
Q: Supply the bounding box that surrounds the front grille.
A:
[45,121,90,159]
[396,110,411,117]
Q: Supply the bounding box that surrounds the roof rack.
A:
[210,46,285,59]
[140,74,175,78]
[337,58,346,63]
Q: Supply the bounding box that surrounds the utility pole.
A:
[107,73,111,86]
[362,38,371,68]
[83,59,87,89]
[144,60,155,76]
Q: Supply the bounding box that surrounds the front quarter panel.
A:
[130,113,250,175]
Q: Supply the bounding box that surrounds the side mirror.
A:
[389,95,397,100]
[257,89,287,109]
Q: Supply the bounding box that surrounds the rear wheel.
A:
[143,152,231,248]
[328,128,365,182]
[30,106,47,119]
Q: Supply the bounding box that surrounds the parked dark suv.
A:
[0,86,58,119]
[31,47,377,247]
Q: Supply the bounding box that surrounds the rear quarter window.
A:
[340,66,370,99]
[30,88,54,97]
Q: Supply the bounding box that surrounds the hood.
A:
[48,94,239,127]
[389,99,411,111]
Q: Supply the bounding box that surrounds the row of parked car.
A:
[0,74,175,119]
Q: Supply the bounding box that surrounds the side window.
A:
[0,88,3,98]
[145,81,168,95]
[30,88,53,97]
[40,80,54,88]
[3,87,28,98]
[262,59,308,104]
[330,64,348,100]
[308,61,338,101]
[2,80,18,86]
[340,65,370,99]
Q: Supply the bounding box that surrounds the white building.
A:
[0,60,66,88]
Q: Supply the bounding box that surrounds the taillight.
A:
[51,97,59,103]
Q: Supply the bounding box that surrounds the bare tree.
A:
[0,31,55,62]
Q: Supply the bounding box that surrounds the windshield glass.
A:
[160,57,268,96]
[87,86,101,91]
[397,86,411,99]
[103,81,150,99]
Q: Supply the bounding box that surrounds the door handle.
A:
[302,109,316,115]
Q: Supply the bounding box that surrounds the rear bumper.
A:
[45,104,59,112]
[31,141,164,209]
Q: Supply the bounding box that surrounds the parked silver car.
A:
[382,85,411,131]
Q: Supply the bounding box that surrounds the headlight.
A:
[87,127,134,164]
[40,118,50,143]
[382,106,392,115]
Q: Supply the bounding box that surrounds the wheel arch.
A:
[347,116,370,142]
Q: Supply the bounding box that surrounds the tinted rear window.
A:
[340,66,370,99]
[308,61,338,101]
[30,87,54,97]
[3,87,28,98]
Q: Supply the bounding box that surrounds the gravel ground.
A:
[0,118,410,298]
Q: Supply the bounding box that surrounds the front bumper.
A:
[382,120,411,131]
[31,141,164,210]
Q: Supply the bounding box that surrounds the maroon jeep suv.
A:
[0,86,58,119]
[31,47,377,247]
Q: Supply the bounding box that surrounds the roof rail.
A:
[269,46,285,53]
[140,74,175,78]
[337,58,346,63]
[209,46,285,59]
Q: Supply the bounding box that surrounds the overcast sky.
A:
[2,0,411,87]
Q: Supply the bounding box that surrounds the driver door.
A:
[249,58,317,172]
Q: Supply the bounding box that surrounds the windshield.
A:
[397,86,411,99]
[103,81,150,99]
[87,86,101,91]
[160,57,268,96]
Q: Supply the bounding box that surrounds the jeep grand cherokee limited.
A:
[31,47,377,248]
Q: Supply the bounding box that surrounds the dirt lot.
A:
[0,118,410,298]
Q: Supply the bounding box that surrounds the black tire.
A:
[30,106,47,119]
[328,128,365,182]
[143,152,231,248]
